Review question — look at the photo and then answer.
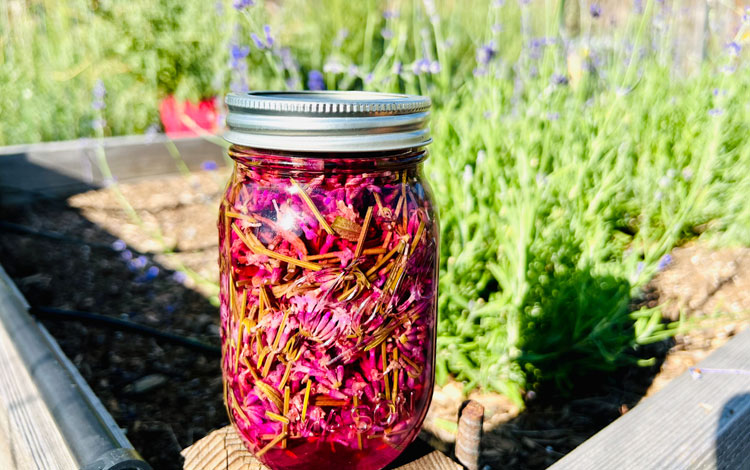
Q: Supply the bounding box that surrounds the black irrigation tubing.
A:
[30,306,221,357]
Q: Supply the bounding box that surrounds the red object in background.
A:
[159,95,220,138]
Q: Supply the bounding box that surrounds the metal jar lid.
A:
[224,91,431,152]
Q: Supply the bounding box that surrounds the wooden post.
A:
[454,400,484,470]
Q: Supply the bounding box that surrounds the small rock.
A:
[196,314,212,326]
[205,323,220,336]
[442,381,464,402]
[127,374,168,394]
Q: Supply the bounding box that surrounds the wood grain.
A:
[0,304,77,470]
[455,400,484,470]
[0,134,224,205]
[182,425,461,470]
[549,327,750,470]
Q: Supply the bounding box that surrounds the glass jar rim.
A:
[228,144,429,173]
[224,91,432,153]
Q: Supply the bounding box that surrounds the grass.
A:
[3,0,750,404]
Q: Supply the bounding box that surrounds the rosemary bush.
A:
[3,0,750,403]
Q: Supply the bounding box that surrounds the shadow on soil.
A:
[0,197,224,470]
[478,265,673,469]
[478,338,672,469]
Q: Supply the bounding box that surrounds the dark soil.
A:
[0,171,228,470]
[1,170,747,470]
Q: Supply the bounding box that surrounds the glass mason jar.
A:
[218,92,438,470]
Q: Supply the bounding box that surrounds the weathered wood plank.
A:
[0,264,151,469]
[549,327,750,470]
[0,134,225,205]
[181,425,461,470]
[181,426,264,470]
[0,284,78,469]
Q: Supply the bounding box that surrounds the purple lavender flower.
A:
[476,42,497,66]
[230,77,249,94]
[93,79,106,99]
[91,79,106,111]
[589,4,602,18]
[381,28,394,40]
[233,0,254,10]
[121,250,133,261]
[92,81,106,101]
[172,271,189,285]
[634,0,643,14]
[228,42,250,93]
[429,60,441,74]
[411,58,431,75]
[230,44,250,65]
[636,262,644,274]
[708,108,724,116]
[364,73,374,84]
[202,160,219,171]
[144,123,160,142]
[528,37,554,60]
[138,265,160,282]
[111,239,127,252]
[263,25,274,47]
[727,41,741,57]
[307,70,325,91]
[383,10,399,19]
[392,61,402,75]
[250,33,266,49]
[743,8,750,23]
[551,73,568,85]
[657,254,672,271]
[91,117,106,131]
